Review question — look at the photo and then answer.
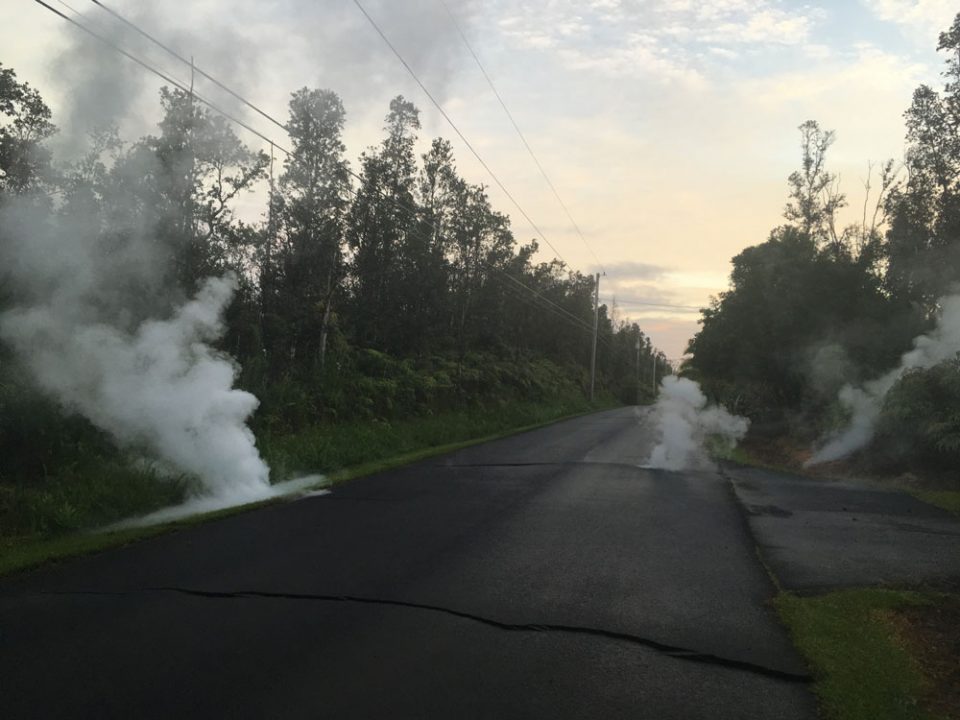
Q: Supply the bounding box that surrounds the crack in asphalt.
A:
[427,461,651,471]
[39,587,811,684]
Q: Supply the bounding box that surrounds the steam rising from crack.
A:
[0,184,303,524]
[644,376,749,471]
[2,273,272,502]
[807,293,960,465]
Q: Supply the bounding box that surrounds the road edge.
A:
[0,403,622,579]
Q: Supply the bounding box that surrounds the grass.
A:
[776,589,944,720]
[910,490,960,517]
[0,397,614,578]
[259,396,603,481]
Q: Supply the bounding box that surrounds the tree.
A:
[268,88,350,370]
[783,120,848,256]
[0,63,56,196]
[346,96,421,351]
[137,87,268,295]
[884,12,960,308]
[687,221,917,421]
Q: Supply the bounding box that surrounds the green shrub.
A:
[873,357,960,478]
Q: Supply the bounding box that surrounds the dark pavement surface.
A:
[3,406,953,718]
[727,464,960,593]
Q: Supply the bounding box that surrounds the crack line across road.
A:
[38,588,812,685]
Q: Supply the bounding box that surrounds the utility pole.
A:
[635,332,641,406]
[589,273,599,402]
[652,354,657,397]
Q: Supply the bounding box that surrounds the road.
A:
[2,407,957,719]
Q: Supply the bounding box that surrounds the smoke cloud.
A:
[1,273,270,501]
[644,376,749,471]
[807,293,960,465]
[0,189,281,511]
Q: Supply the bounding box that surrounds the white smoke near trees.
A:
[644,376,749,471]
[807,293,960,465]
[1,273,270,502]
[0,193,279,511]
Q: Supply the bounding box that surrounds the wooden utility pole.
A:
[635,332,641,405]
[589,273,599,402]
[652,353,657,397]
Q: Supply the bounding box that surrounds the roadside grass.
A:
[0,398,614,578]
[909,490,960,517]
[259,396,604,481]
[775,589,946,720]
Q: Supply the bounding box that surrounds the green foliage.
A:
[0,364,190,536]
[686,226,921,421]
[873,359,960,477]
[912,490,960,515]
[0,62,57,195]
[776,589,938,720]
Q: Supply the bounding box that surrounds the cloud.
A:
[491,0,824,83]
[601,261,671,280]
[862,0,957,40]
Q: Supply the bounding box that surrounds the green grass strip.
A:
[775,589,940,720]
[910,490,960,517]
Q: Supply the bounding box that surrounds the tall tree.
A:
[346,96,421,351]
[139,87,268,295]
[0,63,56,196]
[269,88,350,370]
[783,120,848,256]
[885,12,960,308]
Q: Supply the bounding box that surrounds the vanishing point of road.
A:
[3,407,959,718]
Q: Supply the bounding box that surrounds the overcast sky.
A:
[2,0,957,357]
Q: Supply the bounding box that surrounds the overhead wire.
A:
[348,0,571,268]
[86,0,289,137]
[36,0,607,340]
[436,0,606,276]
[35,0,290,156]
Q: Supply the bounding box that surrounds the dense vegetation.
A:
[0,59,670,536]
[686,13,960,478]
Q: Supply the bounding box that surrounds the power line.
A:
[36,0,288,155]
[436,0,606,276]
[82,0,701,320]
[349,0,571,268]
[629,301,702,311]
[86,0,289,137]
[36,0,605,341]
[81,0,599,337]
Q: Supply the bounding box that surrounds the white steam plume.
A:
[0,172,285,517]
[644,376,749,471]
[1,274,271,502]
[807,293,960,465]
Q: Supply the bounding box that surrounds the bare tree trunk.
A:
[319,265,337,371]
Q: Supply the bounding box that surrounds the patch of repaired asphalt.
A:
[725,464,960,593]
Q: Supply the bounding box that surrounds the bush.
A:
[872,358,960,478]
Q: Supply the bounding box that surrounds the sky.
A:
[2,0,957,358]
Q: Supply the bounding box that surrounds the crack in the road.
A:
[39,587,811,684]
[427,461,650,472]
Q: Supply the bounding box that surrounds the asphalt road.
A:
[2,407,955,719]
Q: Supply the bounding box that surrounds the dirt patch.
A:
[739,435,813,471]
[886,596,960,719]
[739,434,958,491]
